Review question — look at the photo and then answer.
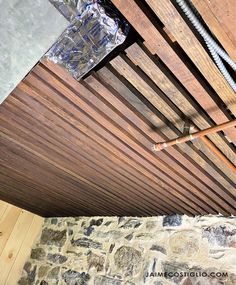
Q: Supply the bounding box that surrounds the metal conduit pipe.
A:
[207,46,236,92]
[176,0,236,69]
[175,0,236,92]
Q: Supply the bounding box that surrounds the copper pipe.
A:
[153,119,236,174]
[199,132,236,174]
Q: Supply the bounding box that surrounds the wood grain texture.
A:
[204,0,236,48]
[0,0,236,217]
[191,0,236,61]
[0,201,43,285]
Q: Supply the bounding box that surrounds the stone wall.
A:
[19,215,236,285]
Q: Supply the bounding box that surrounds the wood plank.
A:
[39,62,225,213]
[23,66,204,215]
[1,0,236,217]
[125,43,236,173]
[146,0,236,116]
[205,0,236,48]
[0,105,168,215]
[0,206,21,256]
[0,95,141,213]
[5,215,43,285]
[0,201,8,220]
[94,66,236,212]
[0,151,124,217]
[0,172,75,217]
[9,90,187,215]
[0,124,157,216]
[4,94,175,216]
[40,60,236,215]
[98,66,236,191]
[191,0,236,61]
[110,55,236,185]
[111,0,236,146]
[0,210,34,284]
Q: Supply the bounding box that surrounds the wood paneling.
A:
[0,200,43,285]
[0,0,235,217]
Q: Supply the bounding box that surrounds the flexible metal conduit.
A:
[175,0,236,92]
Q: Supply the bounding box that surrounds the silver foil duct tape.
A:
[47,0,129,80]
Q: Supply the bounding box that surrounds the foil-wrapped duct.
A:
[47,0,129,80]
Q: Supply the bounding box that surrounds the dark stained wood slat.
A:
[0,112,164,216]
[2,101,170,215]
[0,121,143,216]
[40,60,236,215]
[38,62,221,213]
[0,0,235,216]
[4,95,174,214]
[0,132,144,216]
[0,140,123,216]
[0,170,87,217]
[11,88,190,215]
[22,69,201,215]
[111,0,236,146]
[88,71,236,188]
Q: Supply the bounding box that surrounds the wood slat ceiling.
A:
[0,0,236,217]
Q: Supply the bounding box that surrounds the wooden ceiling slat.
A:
[85,74,234,196]
[10,90,178,214]
[97,66,236,192]
[6,111,168,215]
[38,63,221,215]
[120,46,236,181]
[0,165,89,216]
[0,133,140,216]
[10,88,190,215]
[0,140,123,216]
[125,43,236,167]
[22,70,200,215]
[203,0,236,48]
[0,176,59,216]
[108,56,236,197]
[0,113,161,216]
[1,146,121,215]
[4,96,172,215]
[0,183,54,217]
[40,61,236,215]
[1,165,121,217]
[85,72,236,214]
[111,0,236,146]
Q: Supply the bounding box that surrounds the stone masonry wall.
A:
[19,215,236,285]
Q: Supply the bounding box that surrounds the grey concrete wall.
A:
[0,0,68,103]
